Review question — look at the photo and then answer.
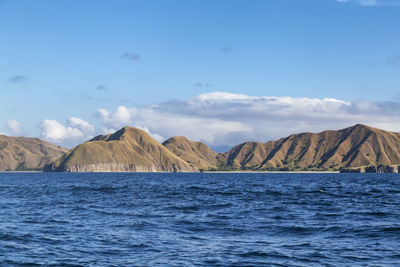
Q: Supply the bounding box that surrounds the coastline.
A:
[0,170,340,173]
[0,171,43,173]
[203,171,340,174]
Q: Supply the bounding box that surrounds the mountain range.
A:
[217,124,400,172]
[2,124,400,172]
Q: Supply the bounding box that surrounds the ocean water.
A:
[0,173,399,266]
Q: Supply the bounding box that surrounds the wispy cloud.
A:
[9,75,28,83]
[121,52,141,61]
[387,55,400,69]
[221,45,233,54]
[96,84,109,91]
[82,93,109,102]
[193,82,212,88]
[391,55,400,63]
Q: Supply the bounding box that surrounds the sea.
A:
[0,172,399,266]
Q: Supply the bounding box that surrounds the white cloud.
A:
[336,0,400,6]
[6,119,23,136]
[96,91,400,149]
[360,0,378,6]
[68,117,95,134]
[98,106,136,129]
[40,117,95,146]
[35,92,400,150]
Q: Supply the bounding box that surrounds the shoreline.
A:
[203,171,340,174]
[0,170,340,173]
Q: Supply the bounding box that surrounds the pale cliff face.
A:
[62,163,196,172]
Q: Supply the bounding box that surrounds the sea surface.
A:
[0,173,399,266]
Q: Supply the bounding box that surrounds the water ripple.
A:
[0,172,399,266]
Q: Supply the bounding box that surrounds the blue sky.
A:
[2,0,400,149]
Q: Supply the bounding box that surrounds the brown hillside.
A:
[218,124,400,170]
[163,136,218,170]
[46,127,198,172]
[0,135,67,171]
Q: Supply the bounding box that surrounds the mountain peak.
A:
[163,136,190,145]
[345,124,389,135]
[163,136,218,170]
[90,126,150,142]
[352,124,374,130]
[47,126,197,172]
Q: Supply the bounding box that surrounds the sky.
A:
[1,0,400,151]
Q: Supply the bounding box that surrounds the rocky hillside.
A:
[46,127,198,172]
[0,135,67,171]
[163,136,218,170]
[218,124,400,171]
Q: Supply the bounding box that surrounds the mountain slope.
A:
[163,136,218,170]
[218,124,400,170]
[0,135,67,171]
[46,127,198,172]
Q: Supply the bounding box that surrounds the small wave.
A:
[265,189,285,196]
[346,211,391,217]
[169,205,200,211]
[381,226,400,234]
[238,251,273,258]
[280,242,311,248]
[365,211,391,217]
[0,259,44,266]
[187,186,207,191]
[274,225,321,236]
[69,185,129,193]
[0,232,35,242]
[315,212,342,217]
[215,190,240,196]
[203,203,232,210]
[238,250,291,261]
[129,243,150,249]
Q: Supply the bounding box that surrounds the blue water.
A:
[0,173,399,266]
